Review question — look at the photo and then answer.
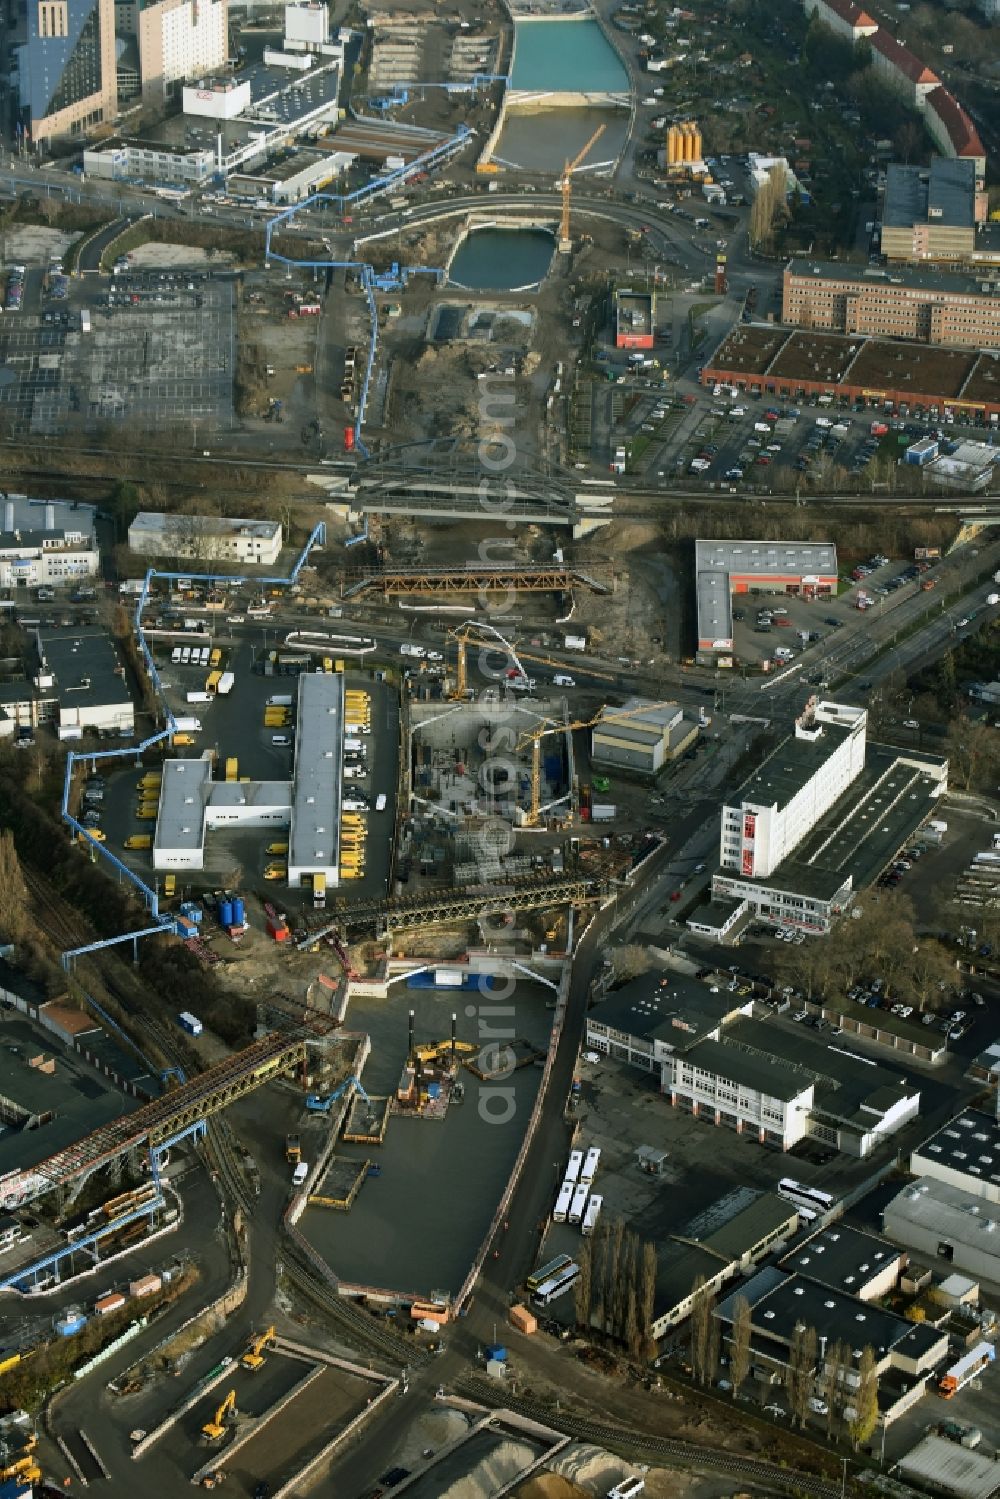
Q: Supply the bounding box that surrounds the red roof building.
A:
[925,86,987,173]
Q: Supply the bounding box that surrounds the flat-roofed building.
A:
[911,1108,1000,1205]
[666,1038,815,1150]
[287,671,344,890]
[782,258,1000,348]
[721,700,867,882]
[128,511,282,565]
[37,628,134,738]
[153,757,291,869]
[584,972,747,1073]
[695,538,838,657]
[884,1175,1000,1286]
[137,0,228,104]
[780,1223,905,1299]
[591,697,693,774]
[880,159,986,264]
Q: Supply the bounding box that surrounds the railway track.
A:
[455,1376,844,1497]
[281,1244,425,1369]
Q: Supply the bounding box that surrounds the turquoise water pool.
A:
[509,18,629,94]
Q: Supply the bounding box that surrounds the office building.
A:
[584,973,748,1073]
[721,701,867,882]
[136,0,229,104]
[883,1176,1000,1285]
[880,159,987,264]
[695,538,838,659]
[710,698,947,932]
[128,511,282,564]
[17,0,118,141]
[0,496,98,590]
[910,1108,1000,1206]
[668,1039,816,1151]
[590,697,694,774]
[781,259,1000,349]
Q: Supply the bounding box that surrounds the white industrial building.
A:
[911,1108,1000,1206]
[707,698,948,933]
[182,75,252,117]
[0,497,99,590]
[883,1176,1000,1287]
[284,0,329,48]
[721,701,868,882]
[667,1040,816,1150]
[153,757,291,870]
[287,670,344,889]
[153,674,344,883]
[128,512,282,565]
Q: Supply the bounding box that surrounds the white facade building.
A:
[284,0,328,48]
[0,497,99,590]
[128,512,282,564]
[667,1039,816,1151]
[138,0,228,103]
[182,76,251,117]
[721,701,867,881]
[153,757,292,870]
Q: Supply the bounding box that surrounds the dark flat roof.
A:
[781,1224,903,1294]
[883,159,976,232]
[740,1271,920,1356]
[786,256,997,298]
[39,630,132,713]
[682,1036,813,1102]
[586,972,738,1047]
[912,1108,1000,1191]
[701,1192,798,1259]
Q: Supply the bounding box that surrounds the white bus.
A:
[532,1262,580,1307]
[777,1178,835,1214]
[581,1147,601,1186]
[582,1193,603,1237]
[569,1183,589,1225]
[553,1181,573,1223]
[565,1150,583,1186]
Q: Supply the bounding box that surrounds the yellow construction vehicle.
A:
[201,1390,237,1442]
[241,1325,275,1372]
[0,1455,41,1484]
[557,124,606,251]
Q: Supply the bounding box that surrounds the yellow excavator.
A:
[240,1325,275,1372]
[201,1389,238,1442]
[0,1454,42,1485]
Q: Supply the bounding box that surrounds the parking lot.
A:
[608,384,999,492]
[0,271,235,434]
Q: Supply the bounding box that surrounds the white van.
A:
[292,1161,308,1187]
[375,793,387,812]
[553,674,575,687]
[171,646,182,664]
[608,1480,645,1499]
[181,646,191,664]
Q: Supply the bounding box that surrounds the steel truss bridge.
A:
[325,870,613,935]
[343,564,611,598]
[2,1034,311,1214]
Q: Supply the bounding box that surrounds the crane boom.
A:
[559,124,606,249]
[447,620,615,701]
[517,698,680,825]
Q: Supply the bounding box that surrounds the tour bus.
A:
[553,1181,573,1223]
[532,1262,580,1307]
[581,1147,601,1186]
[526,1254,573,1294]
[568,1182,589,1226]
[565,1150,583,1186]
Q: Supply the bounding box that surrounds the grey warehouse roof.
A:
[288,671,344,872]
[898,1435,1000,1499]
[885,1176,1000,1255]
[694,539,838,647]
[154,757,212,854]
[883,159,977,231]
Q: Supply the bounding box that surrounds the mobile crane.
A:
[517,699,682,826]
[306,1074,372,1114]
[241,1325,275,1372]
[201,1390,238,1442]
[447,620,615,701]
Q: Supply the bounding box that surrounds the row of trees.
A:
[573,1218,659,1360]
[689,1281,880,1447]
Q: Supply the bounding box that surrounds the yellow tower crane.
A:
[201,1390,238,1442]
[517,699,681,826]
[558,124,606,252]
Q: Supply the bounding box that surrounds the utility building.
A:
[128,512,282,565]
[591,698,693,774]
[880,158,987,264]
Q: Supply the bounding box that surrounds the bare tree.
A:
[0,829,28,941]
[592,1223,608,1334]
[818,1338,849,1439]
[606,1218,624,1341]
[729,1295,752,1398]
[689,1273,708,1381]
